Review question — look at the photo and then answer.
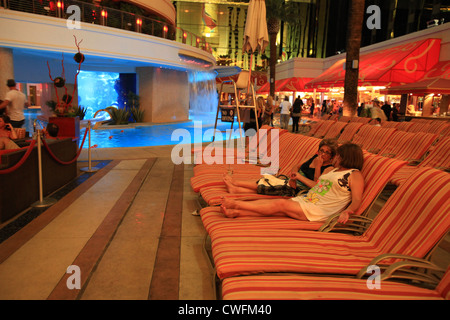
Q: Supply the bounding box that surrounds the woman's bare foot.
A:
[220,204,239,218]
[223,173,235,192]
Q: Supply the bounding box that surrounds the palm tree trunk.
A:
[268,17,280,97]
[343,0,365,117]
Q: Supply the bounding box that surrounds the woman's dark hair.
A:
[319,138,338,157]
[336,143,364,170]
[46,123,59,137]
[1,114,10,123]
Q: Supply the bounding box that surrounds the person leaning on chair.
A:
[0,79,28,128]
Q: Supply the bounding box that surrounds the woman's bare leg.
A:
[222,198,308,220]
[223,174,258,194]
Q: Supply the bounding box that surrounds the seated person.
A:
[373,118,382,126]
[223,139,338,194]
[221,143,365,224]
[43,122,59,139]
[0,114,19,150]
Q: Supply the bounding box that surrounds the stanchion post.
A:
[32,129,57,208]
[81,120,99,173]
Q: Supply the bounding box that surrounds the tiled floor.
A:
[0,146,215,300]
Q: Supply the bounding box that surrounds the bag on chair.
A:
[256,174,297,197]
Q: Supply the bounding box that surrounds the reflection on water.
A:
[24,109,244,148]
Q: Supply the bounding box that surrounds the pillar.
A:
[422,94,433,117]
[439,94,449,115]
[0,47,14,100]
[136,67,189,123]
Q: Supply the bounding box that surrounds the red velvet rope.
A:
[0,139,37,175]
[42,127,89,165]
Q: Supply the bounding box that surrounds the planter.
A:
[49,116,80,141]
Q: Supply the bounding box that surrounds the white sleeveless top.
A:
[291,168,357,222]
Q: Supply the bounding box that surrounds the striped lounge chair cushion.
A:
[311,120,335,138]
[378,131,438,161]
[323,121,348,140]
[390,136,450,186]
[210,167,450,279]
[337,122,364,144]
[191,133,320,192]
[192,128,286,176]
[221,270,450,300]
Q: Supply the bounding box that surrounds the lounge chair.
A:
[336,122,364,144]
[390,136,450,185]
[221,263,450,300]
[191,133,320,193]
[309,120,336,138]
[199,152,406,233]
[209,167,449,280]
[377,131,438,161]
[322,121,348,140]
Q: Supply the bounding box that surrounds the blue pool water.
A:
[25,110,246,148]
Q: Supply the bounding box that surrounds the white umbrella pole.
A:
[81,120,99,173]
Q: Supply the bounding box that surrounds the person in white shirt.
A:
[0,79,27,128]
[279,96,291,130]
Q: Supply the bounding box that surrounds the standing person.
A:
[279,96,291,130]
[290,96,303,133]
[381,101,392,120]
[321,100,327,115]
[221,143,365,224]
[392,103,399,121]
[357,103,364,116]
[309,98,315,117]
[0,79,27,128]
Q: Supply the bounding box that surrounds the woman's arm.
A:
[337,170,364,224]
[7,123,17,139]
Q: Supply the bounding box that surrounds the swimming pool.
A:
[25,109,247,148]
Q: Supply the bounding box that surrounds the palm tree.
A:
[343,0,365,117]
[265,0,301,97]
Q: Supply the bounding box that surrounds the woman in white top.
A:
[221,143,365,224]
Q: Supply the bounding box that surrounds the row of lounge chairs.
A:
[190,118,450,300]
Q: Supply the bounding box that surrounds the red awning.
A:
[306,38,441,89]
[216,70,268,87]
[277,77,314,92]
[256,79,285,93]
[257,77,317,93]
[380,60,450,95]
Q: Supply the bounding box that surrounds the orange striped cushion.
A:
[428,121,449,135]
[338,122,364,144]
[192,128,286,175]
[305,120,324,136]
[323,121,348,139]
[311,120,335,138]
[221,273,447,300]
[192,134,320,193]
[378,131,437,161]
[420,136,450,168]
[210,168,449,279]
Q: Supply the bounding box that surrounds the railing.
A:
[1,0,212,53]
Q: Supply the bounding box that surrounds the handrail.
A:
[1,0,212,53]
[41,127,88,165]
